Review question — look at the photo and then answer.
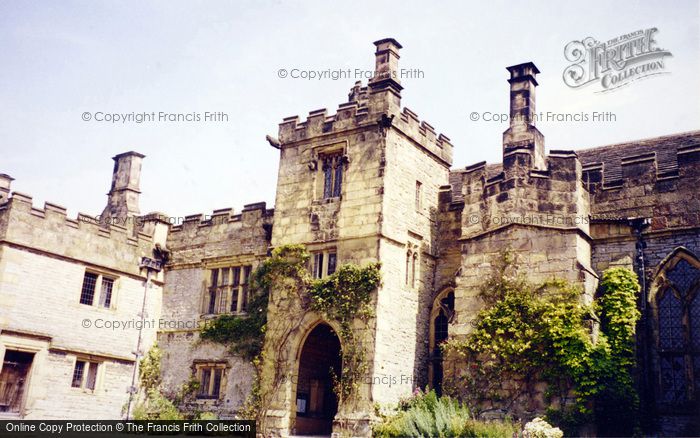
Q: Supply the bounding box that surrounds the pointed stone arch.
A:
[648,247,700,411]
[428,287,455,395]
[291,318,344,436]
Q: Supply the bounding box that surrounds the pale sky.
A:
[1,0,698,218]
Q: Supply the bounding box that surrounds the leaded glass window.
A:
[657,256,700,405]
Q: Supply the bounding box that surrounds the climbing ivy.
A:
[130,343,213,421]
[199,286,269,360]
[309,262,379,323]
[200,244,381,424]
[442,251,641,436]
[139,342,163,393]
[309,262,381,402]
[590,267,642,436]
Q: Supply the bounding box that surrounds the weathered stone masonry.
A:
[0,38,698,436]
[0,152,168,419]
[157,202,273,417]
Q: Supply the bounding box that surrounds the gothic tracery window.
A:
[321,154,343,199]
[657,257,700,404]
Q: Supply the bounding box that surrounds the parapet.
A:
[169,202,273,233]
[277,88,453,166]
[394,107,453,165]
[0,191,166,275]
[166,202,274,266]
[446,147,589,241]
[278,101,372,144]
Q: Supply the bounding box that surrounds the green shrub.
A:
[132,388,184,421]
[374,389,517,438]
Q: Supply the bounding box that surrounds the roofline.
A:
[573,129,700,154]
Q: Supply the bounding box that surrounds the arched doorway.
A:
[429,290,455,395]
[294,323,342,436]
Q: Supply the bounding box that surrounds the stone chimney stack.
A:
[101,151,145,219]
[0,174,14,204]
[503,62,545,169]
[368,38,403,111]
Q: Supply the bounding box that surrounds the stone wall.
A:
[260,39,454,436]
[582,133,700,436]
[0,189,167,419]
[18,348,133,420]
[157,330,254,418]
[442,147,595,339]
[437,129,700,432]
[158,202,272,416]
[371,124,450,401]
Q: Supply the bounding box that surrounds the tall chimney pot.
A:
[101,151,145,219]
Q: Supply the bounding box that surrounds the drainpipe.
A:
[628,217,651,427]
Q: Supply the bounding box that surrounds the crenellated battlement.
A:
[579,132,700,231]
[277,90,453,165]
[446,149,589,240]
[169,202,274,234]
[443,131,700,239]
[0,191,167,275]
[166,202,273,266]
[456,149,580,197]
[394,106,453,165]
[278,100,373,144]
[276,38,453,167]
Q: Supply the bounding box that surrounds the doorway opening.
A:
[294,323,342,436]
[0,350,34,414]
[430,290,454,395]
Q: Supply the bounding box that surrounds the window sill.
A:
[200,312,248,319]
[194,397,222,403]
[77,303,116,312]
[311,196,342,206]
[70,387,97,395]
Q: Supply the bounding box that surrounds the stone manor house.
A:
[0,39,698,436]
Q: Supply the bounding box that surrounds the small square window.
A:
[71,360,99,391]
[196,364,226,399]
[311,251,338,278]
[80,271,117,308]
